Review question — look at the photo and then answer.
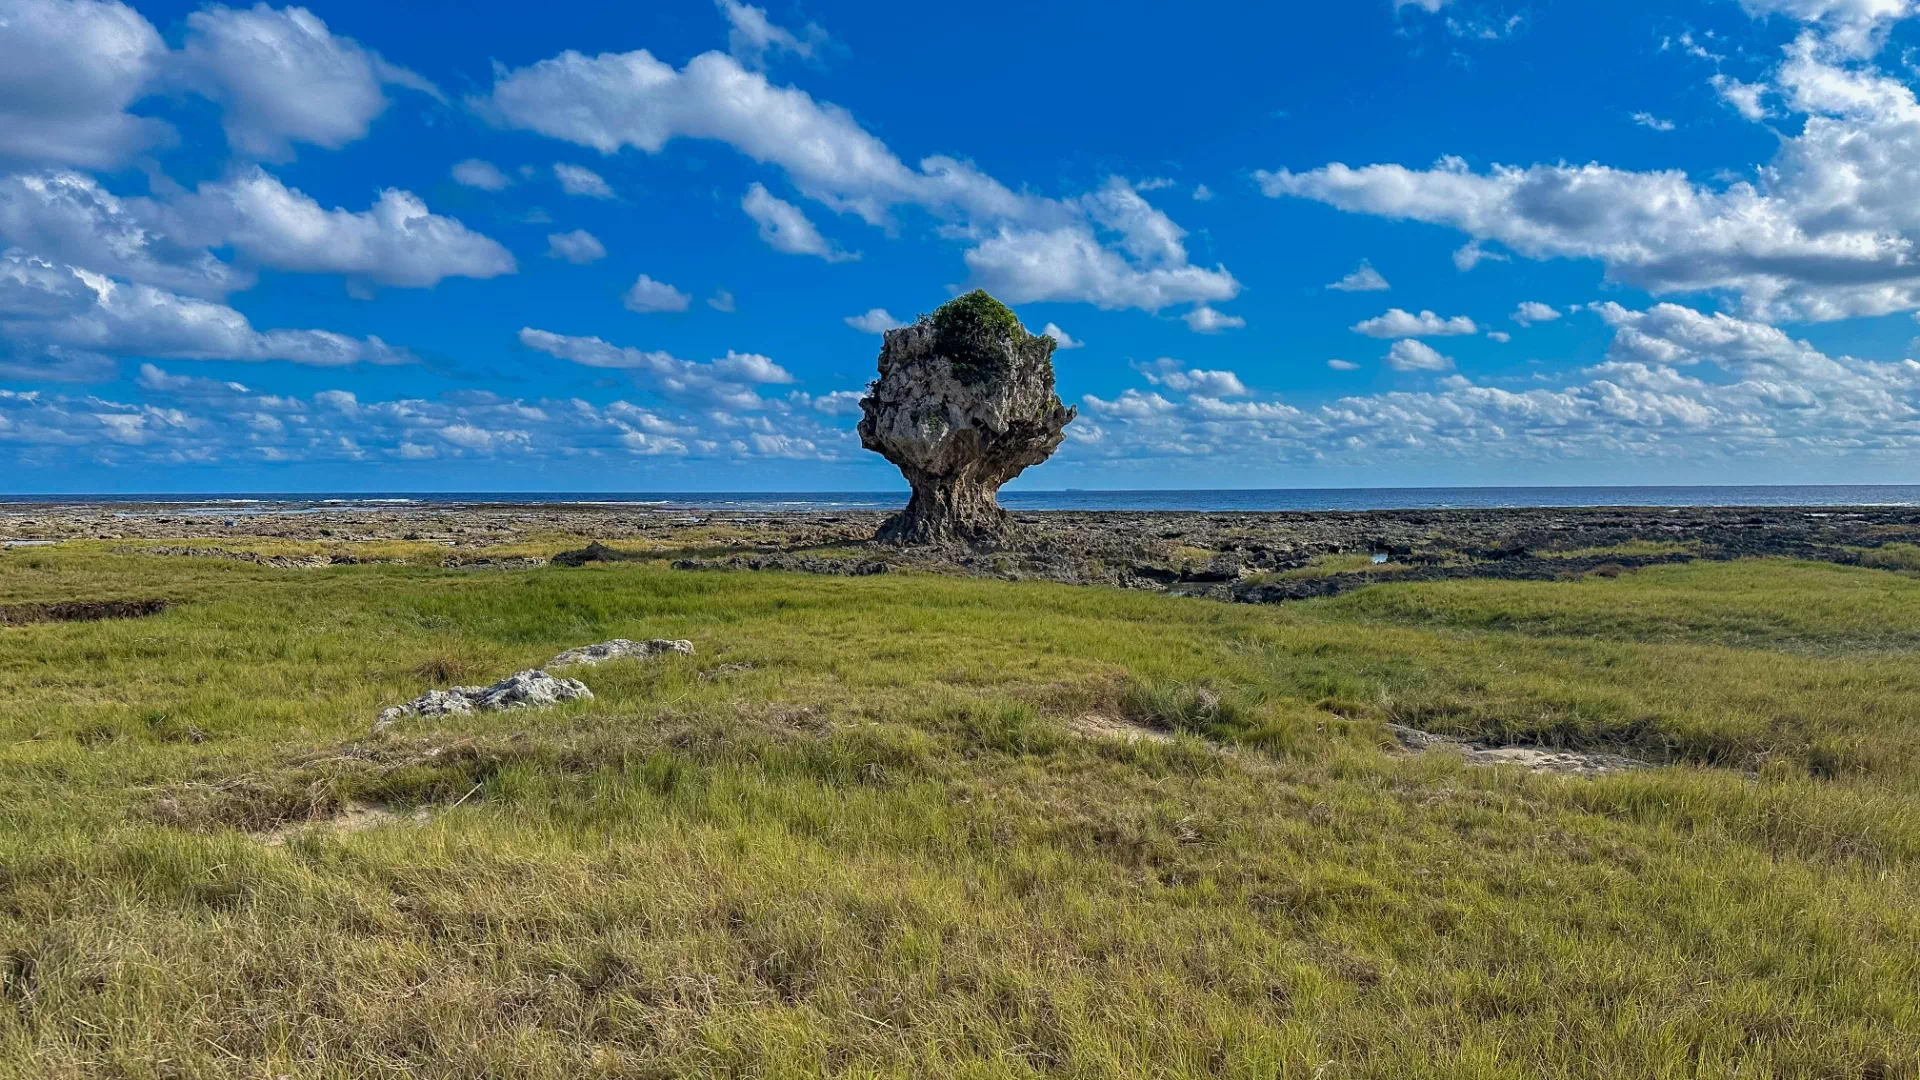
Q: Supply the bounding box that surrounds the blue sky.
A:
[6,0,1920,492]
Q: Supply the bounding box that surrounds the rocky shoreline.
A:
[6,501,1918,602]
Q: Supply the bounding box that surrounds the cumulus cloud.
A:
[741,182,855,260]
[0,171,245,298]
[474,48,1237,317]
[0,250,411,367]
[0,0,171,168]
[844,308,902,333]
[518,327,793,408]
[553,163,614,198]
[1353,308,1478,338]
[1328,261,1390,291]
[1064,297,1920,471]
[1259,5,1920,321]
[545,229,606,263]
[1512,301,1562,326]
[1327,359,1361,370]
[708,289,736,312]
[1041,322,1083,349]
[1134,357,1249,396]
[178,4,441,160]
[1486,330,1512,343]
[0,368,862,466]
[1452,240,1509,271]
[452,159,512,190]
[716,0,826,69]
[1712,74,1773,120]
[160,168,516,288]
[623,274,690,313]
[791,388,863,415]
[1384,339,1454,371]
[1631,111,1677,131]
[1739,0,1917,55]
[1183,305,1245,333]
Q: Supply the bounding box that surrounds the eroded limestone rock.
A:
[375,669,592,731]
[548,638,694,668]
[857,291,1074,546]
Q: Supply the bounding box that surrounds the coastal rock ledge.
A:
[858,291,1075,546]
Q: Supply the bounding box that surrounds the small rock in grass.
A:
[375,669,592,732]
[547,638,694,669]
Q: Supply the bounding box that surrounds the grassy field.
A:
[1,545,1917,1078]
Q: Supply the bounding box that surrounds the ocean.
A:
[7,486,1920,513]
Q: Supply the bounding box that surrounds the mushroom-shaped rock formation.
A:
[858,291,1076,546]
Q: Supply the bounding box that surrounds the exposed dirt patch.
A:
[1070,713,1176,744]
[0,599,170,626]
[255,801,434,847]
[1386,723,1651,776]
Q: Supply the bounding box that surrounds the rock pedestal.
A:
[857,291,1075,546]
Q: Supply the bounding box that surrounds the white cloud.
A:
[545,229,606,264]
[1328,261,1390,291]
[1512,301,1562,326]
[518,327,792,408]
[741,181,855,261]
[452,159,512,190]
[1134,357,1248,396]
[716,0,825,69]
[1082,388,1180,419]
[1040,322,1083,349]
[1385,339,1454,371]
[0,371,863,465]
[162,168,515,288]
[1486,330,1512,343]
[1739,0,1917,55]
[708,288,736,312]
[1063,289,1920,472]
[475,50,1237,314]
[1258,6,1920,322]
[1353,308,1478,338]
[1062,297,1920,468]
[1327,359,1360,370]
[1192,184,1214,201]
[1712,75,1772,120]
[1452,240,1509,271]
[0,250,411,367]
[0,0,171,168]
[1183,305,1245,333]
[179,4,441,160]
[792,388,863,416]
[623,274,690,313]
[844,308,902,333]
[0,171,245,298]
[1632,111,1677,131]
[961,179,1240,313]
[1395,0,1453,10]
[553,163,614,198]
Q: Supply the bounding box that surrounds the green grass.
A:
[1,546,1917,1078]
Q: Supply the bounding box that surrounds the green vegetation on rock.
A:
[929,289,1046,385]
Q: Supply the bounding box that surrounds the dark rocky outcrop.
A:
[551,541,648,567]
[857,292,1075,547]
